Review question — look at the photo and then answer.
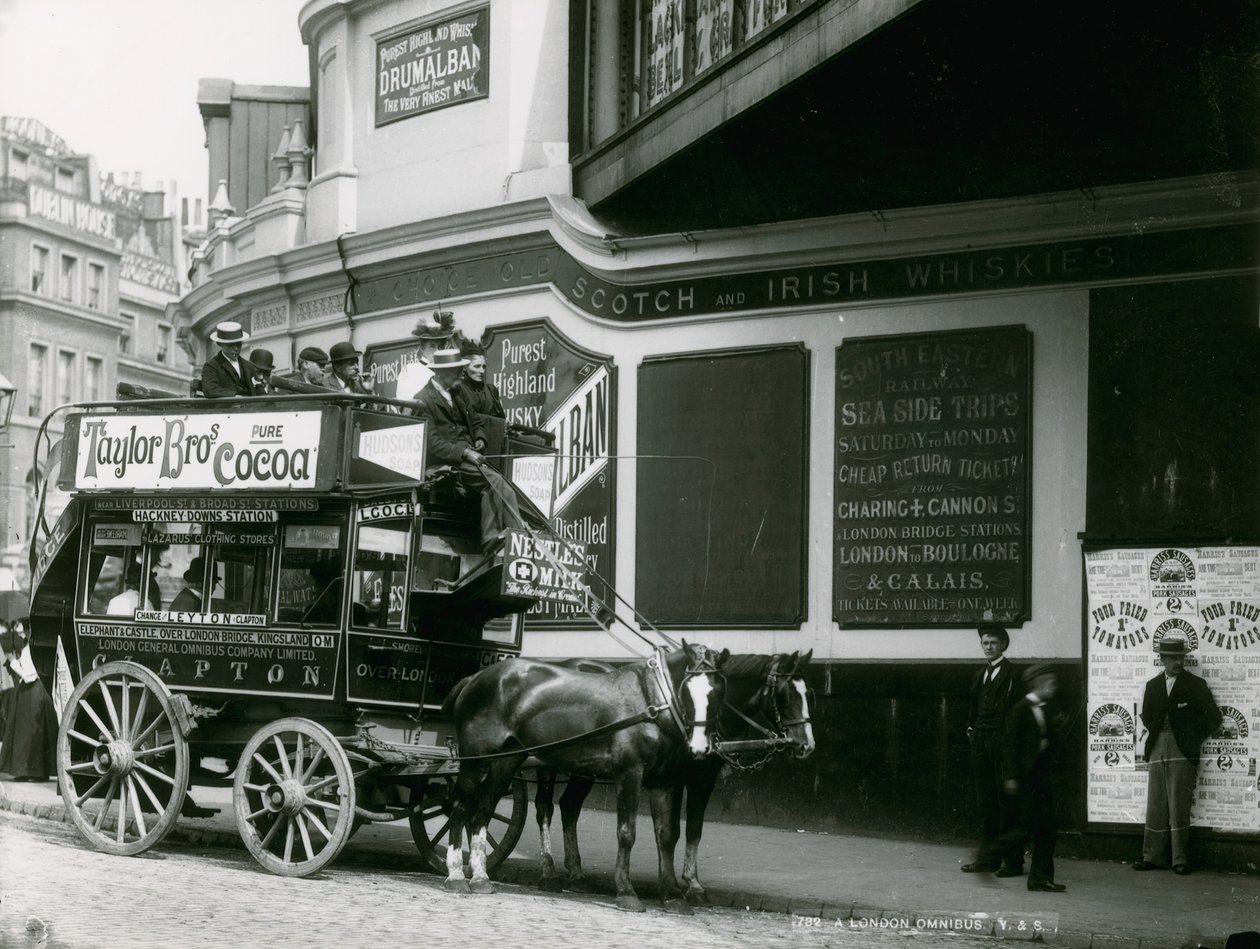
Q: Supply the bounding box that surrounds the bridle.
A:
[648,644,723,747]
[711,662,813,770]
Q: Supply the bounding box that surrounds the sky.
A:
[0,0,310,212]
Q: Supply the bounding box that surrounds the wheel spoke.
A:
[75,772,111,807]
[94,778,119,831]
[488,811,512,825]
[134,760,176,786]
[305,774,340,796]
[301,807,332,841]
[294,734,305,782]
[66,761,103,774]
[273,736,293,780]
[243,782,271,793]
[260,815,283,849]
[486,829,501,852]
[420,803,446,819]
[300,747,326,783]
[131,770,166,816]
[67,729,104,748]
[80,700,117,744]
[247,806,271,821]
[133,743,177,760]
[116,780,129,845]
[252,752,284,785]
[128,712,165,750]
[283,818,295,863]
[128,687,150,744]
[120,676,131,741]
[127,778,148,838]
[296,812,314,861]
[429,816,452,844]
[98,680,124,739]
[303,798,341,813]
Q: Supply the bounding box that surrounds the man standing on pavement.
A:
[408,349,521,556]
[1133,636,1220,875]
[962,624,1024,876]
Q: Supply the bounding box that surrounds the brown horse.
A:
[441,641,726,912]
[531,650,816,903]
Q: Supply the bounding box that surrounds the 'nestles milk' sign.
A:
[375,6,489,126]
[72,412,322,490]
[28,184,117,240]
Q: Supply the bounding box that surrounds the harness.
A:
[711,669,814,772]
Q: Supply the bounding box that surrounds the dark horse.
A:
[531,650,815,905]
[440,641,726,912]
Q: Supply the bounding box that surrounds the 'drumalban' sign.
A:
[375,6,489,126]
[833,325,1032,627]
[484,320,614,628]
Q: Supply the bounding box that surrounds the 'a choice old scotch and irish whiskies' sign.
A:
[833,325,1031,627]
[376,7,489,126]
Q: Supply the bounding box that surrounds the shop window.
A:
[27,344,46,417]
[275,522,344,625]
[31,245,49,294]
[87,262,105,310]
[59,253,79,303]
[352,521,411,630]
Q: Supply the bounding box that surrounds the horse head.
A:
[762,650,816,758]
[673,641,730,757]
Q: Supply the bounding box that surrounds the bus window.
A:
[141,522,207,613]
[209,525,277,617]
[83,522,145,615]
[275,522,343,626]
[353,521,410,630]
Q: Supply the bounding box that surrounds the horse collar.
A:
[646,650,690,741]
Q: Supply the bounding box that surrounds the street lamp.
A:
[0,368,16,433]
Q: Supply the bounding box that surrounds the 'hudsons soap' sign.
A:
[376,7,489,126]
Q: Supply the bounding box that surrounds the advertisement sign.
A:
[833,326,1032,627]
[500,529,588,606]
[348,411,427,486]
[120,251,179,294]
[376,6,490,126]
[345,635,506,708]
[1085,545,1260,833]
[28,183,116,240]
[69,412,323,491]
[483,321,614,628]
[646,0,685,107]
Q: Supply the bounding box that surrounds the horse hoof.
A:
[538,876,564,893]
[469,879,495,895]
[615,894,646,913]
[663,898,694,916]
[565,876,596,894]
[444,878,471,894]
[685,890,712,907]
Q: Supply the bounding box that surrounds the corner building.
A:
[171,0,1260,864]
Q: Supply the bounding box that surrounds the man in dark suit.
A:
[995,664,1064,892]
[409,348,521,555]
[962,624,1024,875]
[1133,636,1220,875]
[170,556,217,613]
[200,322,259,399]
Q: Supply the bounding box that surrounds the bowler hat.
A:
[1157,636,1188,655]
[183,556,220,584]
[298,346,330,367]
[329,341,361,364]
[429,348,468,370]
[248,349,275,372]
[1023,663,1054,684]
[210,321,250,345]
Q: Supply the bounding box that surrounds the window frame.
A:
[30,243,50,295]
[87,260,106,310]
[10,148,29,180]
[26,342,48,417]
[85,354,105,402]
[349,515,414,633]
[56,348,78,405]
[272,515,349,628]
[157,322,172,365]
[59,251,80,304]
[119,311,135,355]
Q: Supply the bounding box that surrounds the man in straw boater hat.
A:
[407,348,521,556]
[201,321,260,399]
[1132,634,1220,875]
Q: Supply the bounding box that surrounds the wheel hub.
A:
[264,779,308,817]
[94,740,135,777]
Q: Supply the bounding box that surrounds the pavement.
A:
[1,775,1256,949]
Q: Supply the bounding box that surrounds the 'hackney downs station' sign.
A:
[833,325,1032,628]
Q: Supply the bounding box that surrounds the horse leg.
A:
[444,820,471,893]
[558,776,595,891]
[535,768,563,892]
[647,784,692,915]
[467,757,520,895]
[443,766,482,892]
[612,769,645,913]
[681,766,720,906]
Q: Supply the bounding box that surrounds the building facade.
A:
[0,117,192,556]
[170,0,1260,863]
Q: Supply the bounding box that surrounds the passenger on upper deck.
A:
[451,349,505,420]
[275,347,335,391]
[408,349,522,556]
[201,322,260,399]
[328,342,375,395]
[248,349,276,394]
[397,312,455,401]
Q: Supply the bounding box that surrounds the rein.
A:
[711,669,812,771]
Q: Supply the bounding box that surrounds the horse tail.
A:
[442,674,474,718]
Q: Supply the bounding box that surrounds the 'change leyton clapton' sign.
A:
[376,7,489,126]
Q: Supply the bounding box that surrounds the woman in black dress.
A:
[0,616,59,781]
[452,350,506,419]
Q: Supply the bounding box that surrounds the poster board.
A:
[1084,545,1260,832]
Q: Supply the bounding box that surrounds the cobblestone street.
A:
[0,813,1004,949]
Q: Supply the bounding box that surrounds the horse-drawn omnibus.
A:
[25,389,579,877]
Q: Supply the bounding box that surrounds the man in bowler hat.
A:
[328,341,374,394]
[201,321,259,399]
[170,557,219,613]
[962,624,1024,875]
[248,348,276,394]
[1133,635,1220,875]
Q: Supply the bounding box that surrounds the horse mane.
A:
[718,653,775,681]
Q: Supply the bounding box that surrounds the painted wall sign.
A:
[28,183,116,240]
[68,412,323,491]
[375,6,490,126]
[1084,546,1260,833]
[833,326,1031,627]
[120,250,179,294]
[350,225,1256,322]
[75,620,340,700]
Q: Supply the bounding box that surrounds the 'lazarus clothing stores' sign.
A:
[484,320,615,629]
